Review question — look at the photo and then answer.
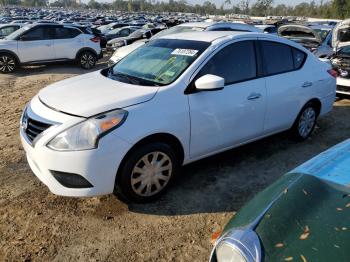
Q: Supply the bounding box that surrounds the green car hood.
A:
[222,139,350,262]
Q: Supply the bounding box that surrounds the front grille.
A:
[25,117,52,142]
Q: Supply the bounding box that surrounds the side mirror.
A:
[195,74,225,91]
[19,35,31,41]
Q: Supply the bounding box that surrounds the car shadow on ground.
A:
[127,101,350,216]
[7,56,110,77]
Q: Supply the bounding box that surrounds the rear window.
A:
[261,41,294,75]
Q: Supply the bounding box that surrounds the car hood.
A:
[38,70,159,118]
[333,19,350,48]
[278,25,322,44]
[223,139,350,261]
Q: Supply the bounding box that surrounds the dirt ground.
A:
[0,60,349,262]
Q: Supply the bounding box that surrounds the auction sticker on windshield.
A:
[172,49,198,57]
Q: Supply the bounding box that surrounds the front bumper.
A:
[336,77,350,95]
[20,97,132,197]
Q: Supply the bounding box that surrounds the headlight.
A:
[112,42,124,48]
[214,229,261,262]
[47,109,128,151]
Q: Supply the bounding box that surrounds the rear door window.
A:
[261,41,294,76]
[198,40,257,85]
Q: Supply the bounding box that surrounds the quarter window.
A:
[198,41,257,85]
[55,27,81,39]
[292,48,306,69]
[261,41,294,75]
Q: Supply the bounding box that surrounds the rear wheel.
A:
[78,51,97,69]
[0,54,17,73]
[116,143,179,203]
[291,102,318,141]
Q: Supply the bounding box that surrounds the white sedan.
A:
[20,31,336,203]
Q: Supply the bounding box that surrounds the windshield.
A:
[152,25,204,39]
[129,29,146,38]
[313,29,331,41]
[5,25,31,40]
[109,39,210,86]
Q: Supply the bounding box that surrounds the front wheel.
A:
[78,51,97,69]
[116,143,179,203]
[0,54,17,73]
[291,103,318,141]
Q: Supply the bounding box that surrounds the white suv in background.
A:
[20,32,336,203]
[0,23,102,73]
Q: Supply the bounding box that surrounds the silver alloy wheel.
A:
[80,53,95,69]
[0,55,15,73]
[131,151,173,197]
[298,107,316,138]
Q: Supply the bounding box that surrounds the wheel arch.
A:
[115,133,185,185]
[305,98,322,116]
[75,47,98,60]
[0,49,20,64]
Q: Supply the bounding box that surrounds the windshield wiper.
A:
[109,70,161,87]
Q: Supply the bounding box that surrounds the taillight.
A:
[90,36,100,43]
[327,69,338,78]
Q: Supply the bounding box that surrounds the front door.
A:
[17,26,55,63]
[188,40,267,158]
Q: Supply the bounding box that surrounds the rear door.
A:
[188,40,267,158]
[259,40,310,133]
[17,26,55,63]
[53,27,82,60]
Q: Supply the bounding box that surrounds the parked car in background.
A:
[106,27,163,52]
[330,19,350,96]
[108,21,263,65]
[255,24,277,34]
[20,31,336,203]
[103,26,140,44]
[278,24,323,51]
[0,23,102,73]
[210,139,350,262]
[0,23,23,39]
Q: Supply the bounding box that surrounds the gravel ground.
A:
[0,61,349,262]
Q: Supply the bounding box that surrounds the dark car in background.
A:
[106,28,163,52]
[210,139,350,262]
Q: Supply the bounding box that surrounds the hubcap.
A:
[298,107,316,138]
[81,54,95,68]
[131,151,172,197]
[0,56,15,73]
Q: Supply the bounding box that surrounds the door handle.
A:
[302,81,313,88]
[247,93,262,100]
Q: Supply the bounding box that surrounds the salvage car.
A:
[278,24,323,51]
[105,28,162,52]
[20,31,336,202]
[331,19,350,96]
[210,139,350,262]
[0,23,102,73]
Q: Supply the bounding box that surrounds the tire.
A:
[78,51,97,69]
[291,102,318,141]
[0,53,17,73]
[116,143,179,203]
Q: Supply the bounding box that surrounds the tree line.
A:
[1,0,350,19]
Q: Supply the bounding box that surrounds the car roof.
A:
[158,31,262,43]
